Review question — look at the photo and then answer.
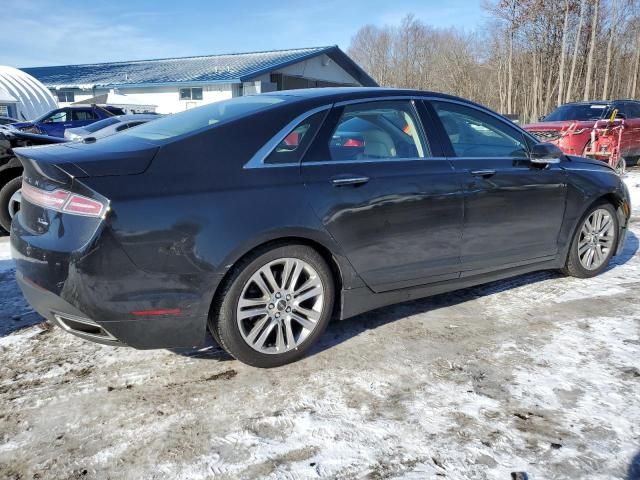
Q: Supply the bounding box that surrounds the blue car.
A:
[13,105,125,138]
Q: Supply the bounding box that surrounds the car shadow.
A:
[170,337,234,361]
[309,230,639,359]
[0,240,46,336]
[607,230,639,271]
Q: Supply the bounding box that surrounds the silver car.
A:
[64,114,160,142]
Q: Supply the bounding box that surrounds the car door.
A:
[38,109,69,137]
[428,99,567,275]
[301,98,464,292]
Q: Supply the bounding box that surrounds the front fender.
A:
[559,159,630,260]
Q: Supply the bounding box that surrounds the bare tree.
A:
[584,0,600,100]
[566,0,586,102]
[602,0,617,99]
[630,30,640,97]
[557,0,571,106]
[348,2,640,122]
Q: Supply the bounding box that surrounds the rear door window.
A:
[306,100,429,162]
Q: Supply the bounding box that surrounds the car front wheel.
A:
[563,202,619,278]
[209,244,335,368]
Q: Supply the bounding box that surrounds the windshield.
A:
[124,95,287,141]
[83,116,121,133]
[544,104,610,122]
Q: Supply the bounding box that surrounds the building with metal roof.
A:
[22,46,377,114]
[0,66,58,120]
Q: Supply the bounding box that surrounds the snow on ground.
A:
[1,172,640,479]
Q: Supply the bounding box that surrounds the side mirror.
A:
[530,142,563,164]
[538,115,546,122]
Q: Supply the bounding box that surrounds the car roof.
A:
[59,105,123,110]
[258,87,496,115]
[265,86,466,102]
[560,99,640,106]
[560,100,611,106]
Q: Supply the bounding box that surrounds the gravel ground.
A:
[1,172,640,480]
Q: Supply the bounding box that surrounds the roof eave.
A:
[46,79,243,90]
[238,46,379,87]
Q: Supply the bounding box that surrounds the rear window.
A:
[84,117,121,133]
[124,95,287,141]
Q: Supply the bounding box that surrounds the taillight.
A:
[21,183,107,218]
[64,194,105,216]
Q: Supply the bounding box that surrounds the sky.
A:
[0,0,488,68]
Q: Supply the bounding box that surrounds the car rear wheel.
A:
[209,244,334,368]
[563,202,618,278]
[0,176,22,232]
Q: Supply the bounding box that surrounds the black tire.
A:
[0,176,22,232]
[562,201,618,278]
[208,243,335,368]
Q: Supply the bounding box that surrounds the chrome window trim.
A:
[243,104,332,169]
[303,157,447,167]
[333,95,417,107]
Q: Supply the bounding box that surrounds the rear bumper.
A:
[15,266,213,349]
[17,271,123,346]
[11,219,218,349]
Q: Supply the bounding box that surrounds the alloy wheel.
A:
[236,258,324,354]
[577,208,616,271]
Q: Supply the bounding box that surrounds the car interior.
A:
[329,108,425,160]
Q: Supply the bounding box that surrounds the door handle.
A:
[331,175,370,187]
[471,169,497,177]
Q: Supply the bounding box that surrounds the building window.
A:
[179,87,203,101]
[0,105,8,116]
[56,90,75,103]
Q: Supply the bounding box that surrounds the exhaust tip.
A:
[53,312,119,343]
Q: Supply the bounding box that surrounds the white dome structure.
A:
[0,65,57,120]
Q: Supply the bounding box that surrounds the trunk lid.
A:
[13,134,159,178]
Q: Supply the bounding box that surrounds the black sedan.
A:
[10,88,631,367]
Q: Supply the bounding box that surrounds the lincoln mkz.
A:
[10,88,631,367]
